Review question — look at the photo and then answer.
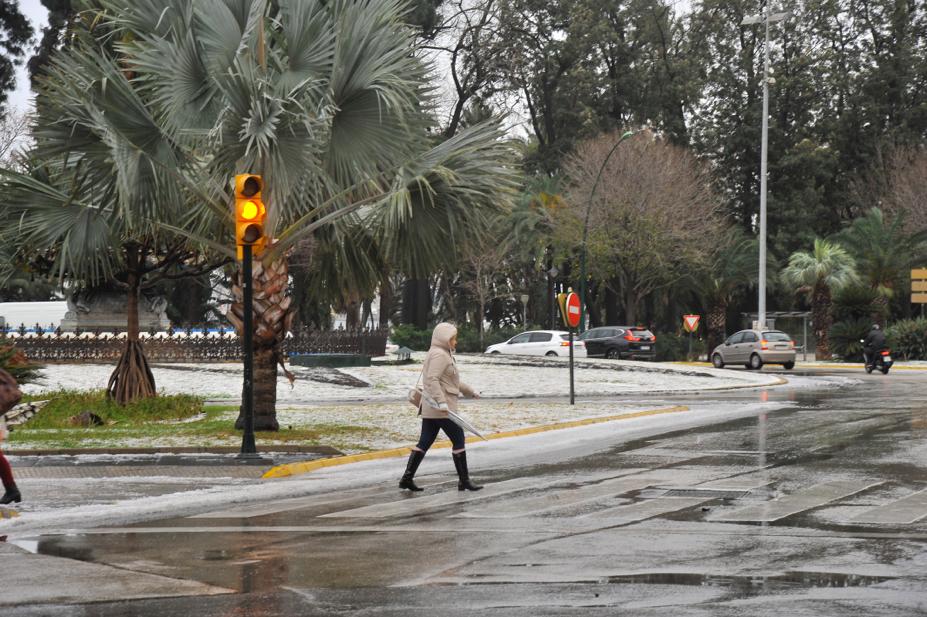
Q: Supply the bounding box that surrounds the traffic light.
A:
[234,173,266,260]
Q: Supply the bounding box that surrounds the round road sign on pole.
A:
[565,292,582,329]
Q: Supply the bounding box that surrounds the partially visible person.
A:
[0,367,22,505]
[400,322,483,492]
[863,323,887,368]
[0,419,19,504]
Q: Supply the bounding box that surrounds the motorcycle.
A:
[860,340,893,374]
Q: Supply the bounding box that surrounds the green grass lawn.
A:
[9,390,369,450]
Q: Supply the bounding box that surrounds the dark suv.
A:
[578,326,657,360]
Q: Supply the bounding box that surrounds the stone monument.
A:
[60,289,171,332]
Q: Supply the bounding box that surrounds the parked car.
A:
[485,330,587,358]
[578,326,657,360]
[710,329,796,370]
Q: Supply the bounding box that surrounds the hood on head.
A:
[431,322,458,351]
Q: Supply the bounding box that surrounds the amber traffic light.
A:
[234,174,266,259]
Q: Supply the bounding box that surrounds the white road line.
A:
[453,472,685,518]
[579,496,710,522]
[850,489,927,525]
[711,480,884,522]
[319,477,542,518]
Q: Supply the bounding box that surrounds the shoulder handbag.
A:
[407,366,424,410]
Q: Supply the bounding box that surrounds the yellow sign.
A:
[913,269,927,304]
[556,293,569,328]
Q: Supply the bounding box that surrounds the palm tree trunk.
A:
[378,277,392,329]
[230,251,292,432]
[871,294,889,324]
[252,346,279,431]
[107,243,156,404]
[706,301,727,359]
[812,281,833,360]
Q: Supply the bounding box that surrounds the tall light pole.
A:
[741,7,789,329]
[579,129,635,332]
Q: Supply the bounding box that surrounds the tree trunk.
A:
[624,288,638,326]
[107,243,156,405]
[251,346,279,431]
[706,301,727,361]
[344,298,361,330]
[402,278,430,329]
[605,283,620,325]
[230,250,293,432]
[812,281,833,361]
[378,278,392,329]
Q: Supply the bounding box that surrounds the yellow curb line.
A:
[262,405,688,479]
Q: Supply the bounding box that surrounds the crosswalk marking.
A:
[850,489,927,525]
[711,480,883,522]
[453,473,679,519]
[319,477,543,518]
[579,496,710,523]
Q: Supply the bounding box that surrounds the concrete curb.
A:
[262,405,689,479]
[673,361,927,371]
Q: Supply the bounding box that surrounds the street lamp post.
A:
[741,8,789,330]
[579,129,635,332]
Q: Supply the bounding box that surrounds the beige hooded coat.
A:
[420,323,476,419]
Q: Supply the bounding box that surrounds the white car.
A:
[485,330,587,358]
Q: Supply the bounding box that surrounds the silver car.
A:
[710,329,796,370]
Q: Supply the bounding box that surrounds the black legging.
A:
[415,418,466,451]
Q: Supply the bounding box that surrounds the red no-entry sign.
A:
[566,292,581,328]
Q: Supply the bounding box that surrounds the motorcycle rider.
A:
[863,323,887,368]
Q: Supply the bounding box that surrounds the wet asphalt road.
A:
[4,369,927,616]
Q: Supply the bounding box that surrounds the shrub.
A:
[389,324,433,351]
[655,331,706,362]
[829,318,871,361]
[886,318,927,360]
[832,284,886,323]
[0,344,42,385]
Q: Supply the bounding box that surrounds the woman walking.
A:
[400,322,482,492]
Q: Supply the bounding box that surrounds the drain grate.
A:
[660,488,751,499]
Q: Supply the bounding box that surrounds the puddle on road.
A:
[600,571,894,595]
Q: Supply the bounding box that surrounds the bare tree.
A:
[882,147,927,234]
[459,220,513,347]
[0,110,30,170]
[558,130,724,324]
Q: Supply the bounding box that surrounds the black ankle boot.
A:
[0,485,21,505]
[399,450,426,491]
[453,451,482,491]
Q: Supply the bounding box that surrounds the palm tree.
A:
[3,1,518,427]
[1,26,227,404]
[835,208,927,321]
[782,239,858,360]
[697,229,760,357]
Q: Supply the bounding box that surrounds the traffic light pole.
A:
[239,243,257,457]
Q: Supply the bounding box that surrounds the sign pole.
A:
[569,327,575,405]
[239,243,257,457]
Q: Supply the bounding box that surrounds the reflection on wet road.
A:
[6,371,927,616]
